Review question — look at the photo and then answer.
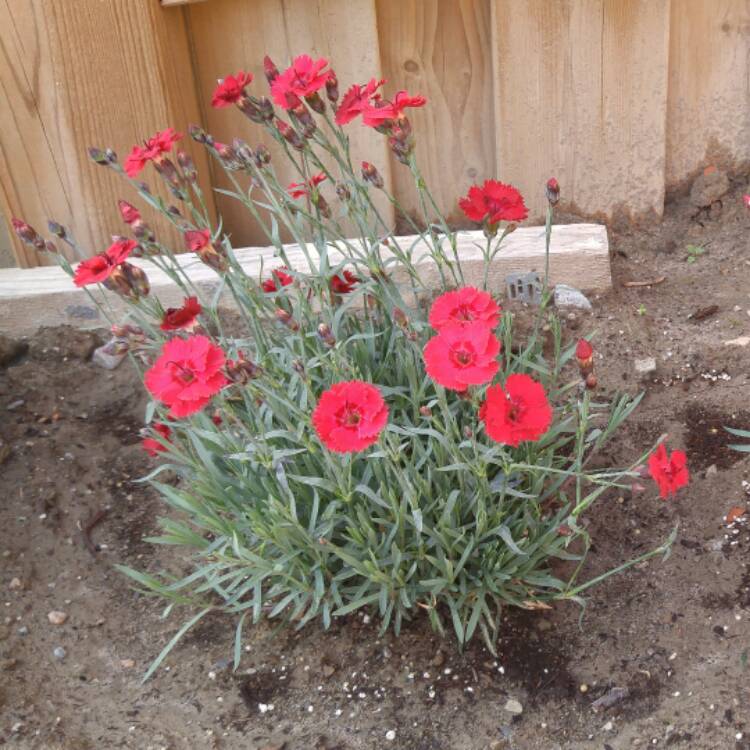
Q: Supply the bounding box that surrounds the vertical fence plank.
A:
[187,0,393,247]
[666,0,750,188]
[375,0,495,227]
[492,0,670,222]
[0,0,213,267]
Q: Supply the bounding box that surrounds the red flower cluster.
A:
[479,374,552,447]
[145,335,228,418]
[142,423,171,457]
[262,267,294,293]
[118,200,141,226]
[161,296,202,331]
[429,287,500,331]
[211,71,254,108]
[459,180,528,226]
[361,90,426,128]
[271,55,332,109]
[424,322,500,392]
[330,270,360,295]
[184,229,210,252]
[648,443,689,499]
[124,128,182,178]
[73,239,138,287]
[335,78,385,125]
[312,380,388,453]
[288,173,326,199]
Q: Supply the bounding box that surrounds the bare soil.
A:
[1,180,750,749]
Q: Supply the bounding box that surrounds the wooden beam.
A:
[0,0,215,268]
[0,223,609,335]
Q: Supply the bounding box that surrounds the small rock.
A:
[431,649,446,668]
[634,357,657,375]
[321,663,336,678]
[385,730,396,741]
[0,335,28,367]
[47,610,68,626]
[724,336,750,347]
[503,698,524,715]
[120,658,135,669]
[9,577,23,591]
[705,464,718,477]
[579,683,589,693]
[53,646,66,660]
[690,168,729,208]
[536,618,552,632]
[489,742,507,750]
[17,625,29,636]
[92,341,126,370]
[603,720,614,732]
[554,284,593,311]
[6,399,24,411]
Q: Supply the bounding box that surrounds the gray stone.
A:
[554,284,592,311]
[53,646,66,660]
[92,341,126,370]
[634,357,657,375]
[503,698,523,715]
[689,169,729,208]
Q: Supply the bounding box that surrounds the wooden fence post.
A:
[0,0,215,267]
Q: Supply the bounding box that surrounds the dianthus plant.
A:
[14,54,687,678]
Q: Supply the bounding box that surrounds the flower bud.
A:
[276,119,305,151]
[419,405,432,418]
[335,182,351,202]
[585,372,597,390]
[305,91,326,115]
[317,323,336,347]
[325,72,339,104]
[177,150,197,183]
[253,144,271,168]
[236,96,264,123]
[392,307,408,328]
[546,177,560,206]
[275,308,299,332]
[47,221,67,240]
[575,338,594,372]
[226,352,262,384]
[292,359,306,377]
[463,425,473,439]
[254,96,275,123]
[232,139,254,168]
[104,149,118,165]
[290,103,316,138]
[314,194,332,219]
[11,218,44,249]
[118,200,141,226]
[263,55,280,85]
[188,124,208,143]
[361,161,383,189]
[88,147,109,166]
[43,240,58,254]
[122,262,150,298]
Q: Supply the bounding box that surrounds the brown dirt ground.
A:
[1,180,750,750]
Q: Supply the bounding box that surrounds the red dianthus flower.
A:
[361,90,426,128]
[288,173,326,198]
[144,335,228,419]
[330,270,360,295]
[270,55,332,109]
[335,78,385,125]
[424,322,500,392]
[211,71,254,108]
[312,380,388,453]
[459,180,528,225]
[479,374,552,447]
[124,128,182,178]
[647,443,689,499]
[142,423,171,457]
[161,296,202,331]
[262,267,294,293]
[429,287,500,331]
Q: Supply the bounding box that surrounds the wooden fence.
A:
[1,0,748,268]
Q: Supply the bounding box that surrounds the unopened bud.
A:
[276,119,305,151]
[117,200,141,226]
[392,307,408,327]
[11,218,42,247]
[305,91,326,115]
[253,144,271,168]
[419,405,432,418]
[335,182,351,202]
[361,161,383,189]
[226,353,262,384]
[263,55,280,85]
[585,372,597,390]
[290,103,316,138]
[47,221,67,240]
[177,150,197,182]
[575,338,594,373]
[43,240,58,254]
[546,177,560,206]
[630,481,647,495]
[104,149,118,165]
[253,96,275,123]
[463,426,473,439]
[314,194,332,219]
[88,147,109,165]
[122,263,150,298]
[317,323,336,347]
[325,72,339,104]
[275,308,300,332]
[292,359,306,377]
[188,124,208,144]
